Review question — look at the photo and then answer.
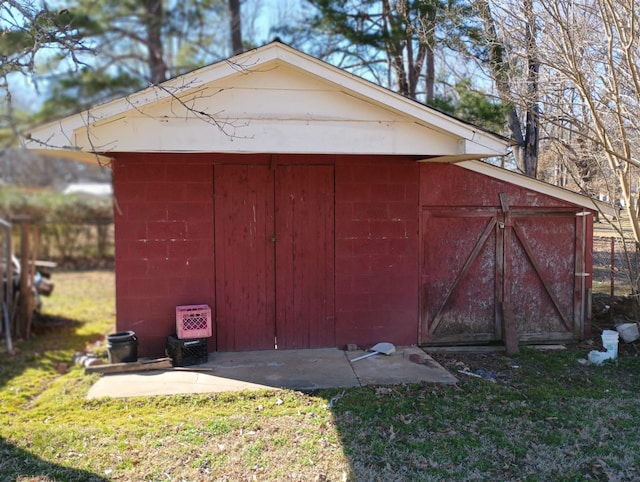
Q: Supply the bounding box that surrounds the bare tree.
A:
[533,2,638,227]
[524,0,640,301]
[473,0,541,177]
[477,0,640,226]
[0,2,91,146]
[472,0,640,299]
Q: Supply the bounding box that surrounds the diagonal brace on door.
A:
[429,216,497,334]
[511,222,573,331]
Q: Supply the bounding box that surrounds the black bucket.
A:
[106,331,138,363]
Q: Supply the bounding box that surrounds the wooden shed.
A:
[25,41,605,356]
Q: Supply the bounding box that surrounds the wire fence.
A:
[592,235,640,326]
[593,236,637,296]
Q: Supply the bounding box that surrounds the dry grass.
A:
[593,212,635,239]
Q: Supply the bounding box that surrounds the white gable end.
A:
[71,64,461,155]
[24,42,508,160]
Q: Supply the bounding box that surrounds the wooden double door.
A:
[214,165,335,351]
[420,207,586,345]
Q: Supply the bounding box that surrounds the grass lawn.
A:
[2,271,640,481]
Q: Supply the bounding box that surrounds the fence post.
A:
[14,216,34,340]
[610,237,615,324]
[1,219,13,352]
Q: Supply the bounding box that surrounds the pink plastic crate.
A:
[176,304,212,339]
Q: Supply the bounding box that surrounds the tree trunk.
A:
[522,0,539,178]
[476,0,539,177]
[229,0,244,55]
[142,0,167,84]
[425,45,434,102]
[523,107,539,177]
[422,4,436,102]
[229,0,242,54]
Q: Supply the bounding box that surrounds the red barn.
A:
[25,42,606,356]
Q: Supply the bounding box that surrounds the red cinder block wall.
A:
[420,162,576,208]
[334,156,420,348]
[111,155,593,354]
[112,153,216,356]
[113,153,421,355]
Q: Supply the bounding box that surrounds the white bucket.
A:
[602,330,619,359]
[616,323,640,343]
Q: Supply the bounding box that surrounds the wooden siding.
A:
[275,165,335,349]
[26,43,509,160]
[214,163,336,351]
[420,208,498,343]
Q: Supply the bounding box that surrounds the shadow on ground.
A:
[0,436,108,482]
[0,314,103,391]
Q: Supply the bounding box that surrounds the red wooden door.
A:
[420,207,584,345]
[214,165,276,351]
[214,165,335,351]
[276,166,335,349]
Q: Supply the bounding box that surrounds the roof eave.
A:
[458,160,616,216]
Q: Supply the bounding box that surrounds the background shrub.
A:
[0,186,113,265]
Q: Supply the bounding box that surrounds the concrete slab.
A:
[206,348,361,390]
[347,346,459,385]
[86,346,457,399]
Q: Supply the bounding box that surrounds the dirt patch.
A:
[429,349,520,385]
[429,328,640,391]
[427,294,640,388]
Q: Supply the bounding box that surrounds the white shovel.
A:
[350,342,396,362]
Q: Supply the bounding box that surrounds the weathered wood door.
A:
[420,208,499,344]
[506,210,584,342]
[420,207,585,345]
[214,165,335,351]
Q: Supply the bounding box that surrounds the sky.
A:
[8,0,307,112]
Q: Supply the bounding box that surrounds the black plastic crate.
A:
[166,334,209,367]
